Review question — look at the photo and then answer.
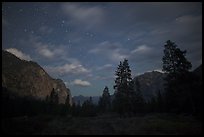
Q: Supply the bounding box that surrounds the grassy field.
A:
[1,113,202,135]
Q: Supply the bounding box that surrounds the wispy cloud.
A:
[96,64,113,71]
[21,35,65,59]
[38,46,55,58]
[5,48,32,61]
[131,45,152,54]
[37,45,64,59]
[44,62,90,76]
[88,41,129,62]
[94,75,115,81]
[89,42,154,63]
[175,15,202,24]
[71,79,91,87]
[61,3,105,29]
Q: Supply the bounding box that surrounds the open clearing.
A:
[1,113,202,135]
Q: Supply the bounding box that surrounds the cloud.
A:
[38,46,55,58]
[112,49,129,62]
[131,45,152,54]
[61,3,105,29]
[23,35,65,59]
[88,41,129,62]
[37,45,65,59]
[94,75,115,81]
[89,42,153,63]
[5,48,32,61]
[96,64,113,71]
[175,15,201,24]
[44,62,90,76]
[71,79,91,87]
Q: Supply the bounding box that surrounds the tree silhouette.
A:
[162,40,192,74]
[162,40,194,113]
[98,86,111,112]
[113,59,144,115]
[81,97,96,116]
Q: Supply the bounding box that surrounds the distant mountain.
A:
[133,71,167,101]
[72,95,100,105]
[2,50,72,105]
[132,65,202,101]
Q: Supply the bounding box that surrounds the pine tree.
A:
[162,40,193,113]
[114,61,123,93]
[81,97,96,116]
[162,40,192,74]
[113,59,140,115]
[98,86,111,112]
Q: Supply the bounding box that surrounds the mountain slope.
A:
[2,50,72,105]
[133,64,202,101]
[133,71,167,101]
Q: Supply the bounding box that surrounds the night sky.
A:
[2,2,202,97]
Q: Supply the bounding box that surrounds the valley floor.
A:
[1,113,202,135]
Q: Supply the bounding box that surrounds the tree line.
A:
[2,40,202,118]
[71,40,202,117]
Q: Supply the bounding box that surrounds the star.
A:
[24,29,27,32]
[65,28,71,33]
[85,32,95,38]
[90,34,94,37]
[19,9,23,12]
[61,21,65,27]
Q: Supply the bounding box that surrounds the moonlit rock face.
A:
[2,50,72,105]
[133,71,167,101]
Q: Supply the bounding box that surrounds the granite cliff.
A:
[2,50,72,105]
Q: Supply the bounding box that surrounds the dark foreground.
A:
[1,113,202,135]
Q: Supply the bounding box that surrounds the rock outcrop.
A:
[133,71,167,101]
[2,50,72,105]
[133,65,202,101]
